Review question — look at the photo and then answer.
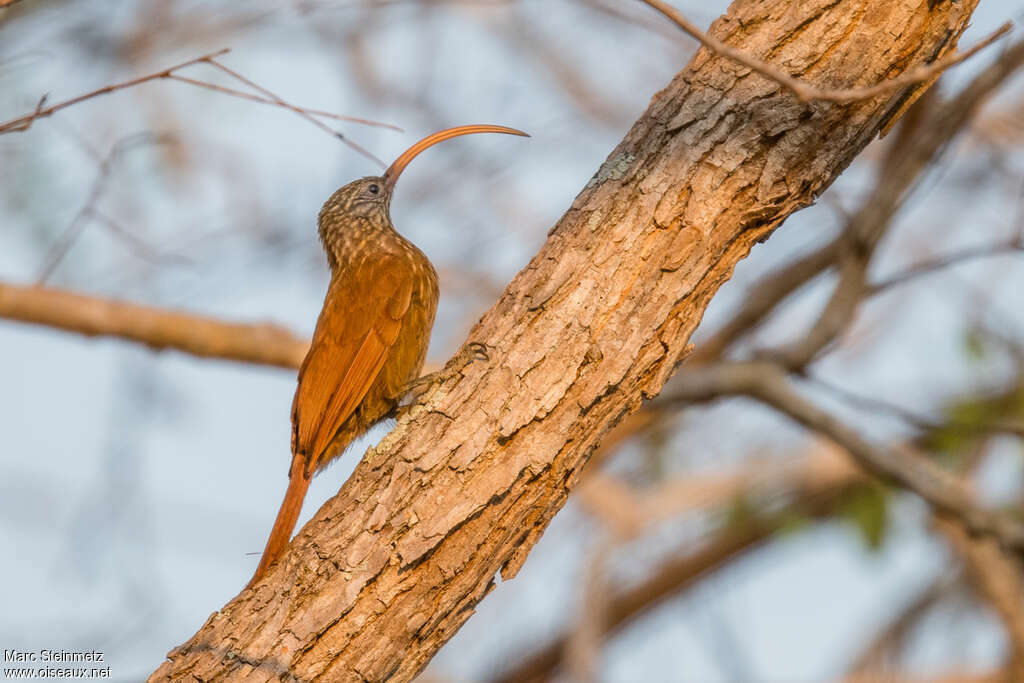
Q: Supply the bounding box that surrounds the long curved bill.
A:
[383,124,529,191]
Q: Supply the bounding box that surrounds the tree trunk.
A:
[151,0,981,680]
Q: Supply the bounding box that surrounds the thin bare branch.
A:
[0,48,397,157]
[637,0,1011,104]
[164,75,400,130]
[205,58,387,167]
[0,50,231,134]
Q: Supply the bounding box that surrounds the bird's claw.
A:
[465,341,490,363]
[399,341,491,408]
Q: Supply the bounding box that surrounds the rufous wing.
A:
[292,254,414,470]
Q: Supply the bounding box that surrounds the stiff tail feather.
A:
[246,452,312,589]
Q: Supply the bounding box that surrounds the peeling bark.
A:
[151,0,982,680]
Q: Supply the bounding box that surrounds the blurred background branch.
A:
[0,281,309,368]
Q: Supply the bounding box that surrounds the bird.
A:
[247,124,529,588]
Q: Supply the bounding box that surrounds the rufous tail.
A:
[246,452,311,589]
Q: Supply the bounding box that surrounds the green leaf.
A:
[840,483,889,550]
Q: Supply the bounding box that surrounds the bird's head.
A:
[318,124,528,236]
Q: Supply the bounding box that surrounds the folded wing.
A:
[292,254,413,470]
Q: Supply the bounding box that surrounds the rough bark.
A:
[152,0,982,680]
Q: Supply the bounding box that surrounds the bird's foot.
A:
[399,342,489,407]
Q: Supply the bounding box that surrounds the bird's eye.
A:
[367,183,380,195]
